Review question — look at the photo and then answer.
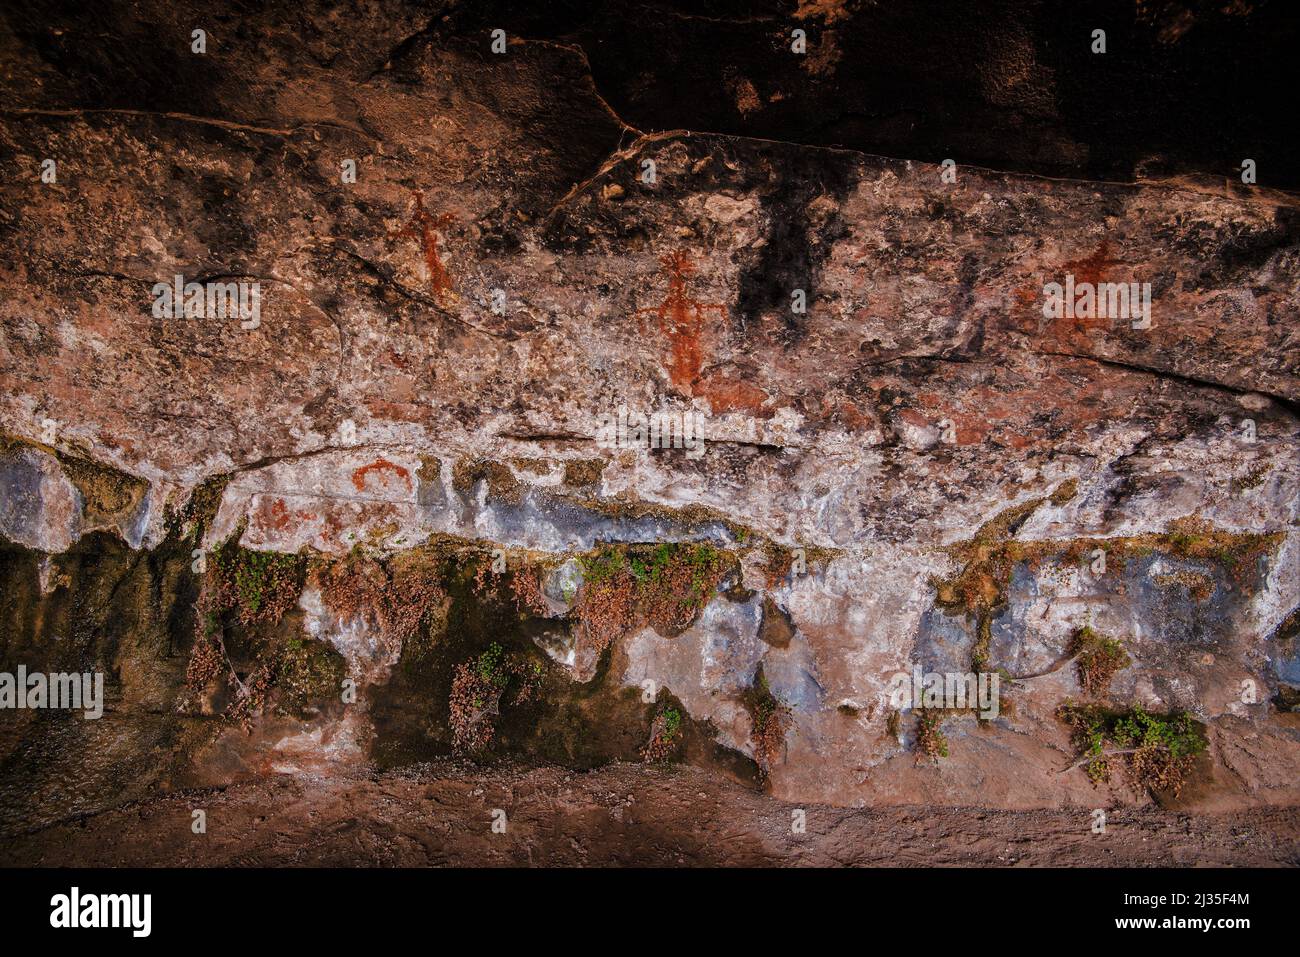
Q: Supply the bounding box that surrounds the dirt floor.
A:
[2,760,1297,867]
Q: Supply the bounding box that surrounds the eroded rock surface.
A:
[1,1,1297,833]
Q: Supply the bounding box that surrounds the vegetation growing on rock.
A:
[208,535,307,627]
[1058,703,1207,797]
[1048,478,1079,506]
[642,706,684,763]
[915,708,949,761]
[932,500,1285,672]
[1071,626,1131,697]
[572,541,732,651]
[451,458,524,504]
[448,641,545,754]
[741,666,789,779]
[315,551,446,646]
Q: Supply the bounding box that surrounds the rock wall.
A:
[1,0,1297,829]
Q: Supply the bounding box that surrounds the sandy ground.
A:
[2,760,1297,867]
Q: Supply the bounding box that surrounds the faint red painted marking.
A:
[390,191,457,296]
[635,249,729,390]
[351,458,412,493]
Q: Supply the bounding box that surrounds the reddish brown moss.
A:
[740,666,789,780]
[1071,625,1131,697]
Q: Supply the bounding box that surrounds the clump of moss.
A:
[451,458,523,503]
[758,541,797,588]
[576,545,628,585]
[180,632,227,714]
[571,542,733,653]
[315,552,446,649]
[562,458,607,488]
[449,642,511,753]
[1058,703,1206,797]
[225,662,277,731]
[507,457,552,475]
[573,547,638,655]
[915,708,949,761]
[1160,515,1282,572]
[508,565,551,617]
[633,542,728,634]
[642,706,684,763]
[209,537,306,627]
[740,666,789,779]
[755,540,839,587]
[1071,626,1131,697]
[449,642,547,754]
[416,455,442,482]
[1049,478,1080,507]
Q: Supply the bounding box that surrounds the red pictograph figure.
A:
[635,249,728,390]
[390,191,457,298]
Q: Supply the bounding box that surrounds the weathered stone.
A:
[1,0,1297,826]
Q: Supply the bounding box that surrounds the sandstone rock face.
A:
[1,1,1297,829]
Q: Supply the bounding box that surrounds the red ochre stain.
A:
[352,457,412,492]
[632,249,776,417]
[267,498,292,531]
[390,191,457,296]
[1062,240,1123,287]
[696,373,773,417]
[1030,239,1128,337]
[636,250,728,392]
[261,497,317,532]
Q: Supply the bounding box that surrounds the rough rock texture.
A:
[1,1,1298,843]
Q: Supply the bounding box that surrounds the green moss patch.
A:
[574,541,732,646]
[209,537,306,627]
[1058,703,1207,797]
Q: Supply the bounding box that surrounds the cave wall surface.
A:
[1,0,1298,827]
